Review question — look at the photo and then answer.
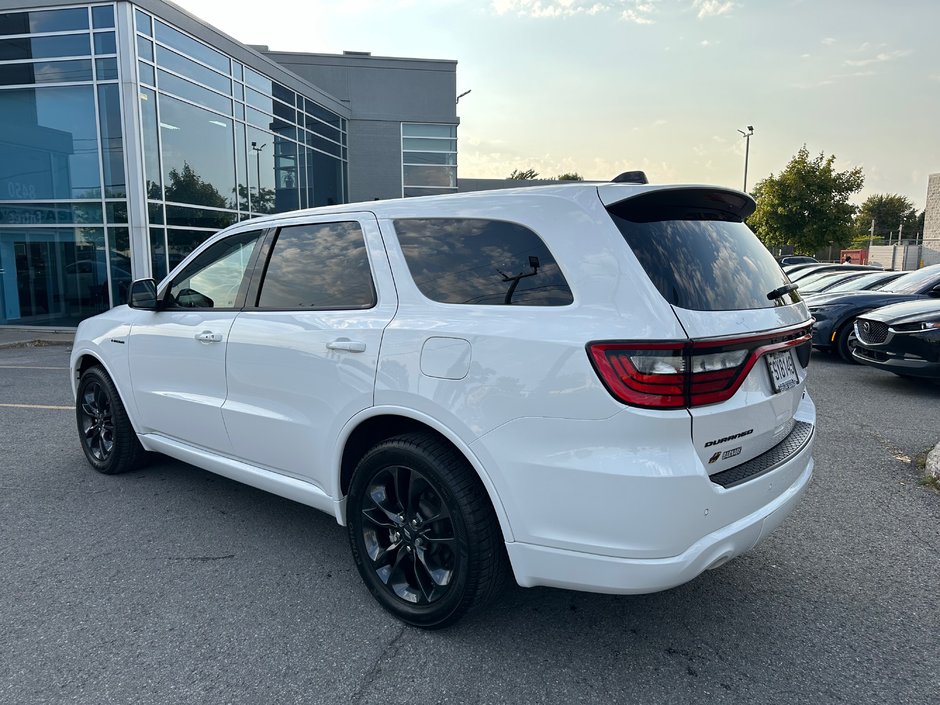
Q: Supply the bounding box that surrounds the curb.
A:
[0,339,73,350]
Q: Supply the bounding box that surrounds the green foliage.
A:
[508,168,539,180]
[854,194,919,241]
[748,146,864,254]
[556,172,584,181]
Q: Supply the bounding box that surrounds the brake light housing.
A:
[587,325,812,409]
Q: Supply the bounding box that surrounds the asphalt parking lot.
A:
[1,344,938,705]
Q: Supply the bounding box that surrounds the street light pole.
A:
[737,125,754,192]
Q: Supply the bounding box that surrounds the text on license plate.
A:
[765,349,798,393]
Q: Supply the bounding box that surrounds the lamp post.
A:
[250,141,266,193]
[737,125,754,192]
[456,89,471,104]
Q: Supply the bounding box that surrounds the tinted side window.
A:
[256,221,376,309]
[167,229,262,308]
[393,218,573,306]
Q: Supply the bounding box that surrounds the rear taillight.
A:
[587,325,811,410]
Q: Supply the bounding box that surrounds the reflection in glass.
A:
[159,94,236,209]
[108,227,131,306]
[165,203,237,229]
[135,9,151,36]
[258,222,374,309]
[167,228,216,271]
[93,32,116,55]
[0,60,93,85]
[309,151,343,207]
[403,165,456,188]
[0,34,90,60]
[157,69,231,115]
[0,85,101,199]
[155,20,229,73]
[95,58,118,80]
[0,8,88,36]
[97,84,125,197]
[156,44,230,94]
[394,219,573,306]
[92,6,114,30]
[235,122,248,211]
[402,123,456,138]
[247,127,275,214]
[106,202,127,224]
[168,229,261,307]
[136,35,153,62]
[137,60,155,85]
[139,88,161,198]
[150,227,167,280]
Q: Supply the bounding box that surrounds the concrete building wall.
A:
[923,173,940,264]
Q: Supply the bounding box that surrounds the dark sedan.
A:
[807,264,940,362]
[853,300,940,379]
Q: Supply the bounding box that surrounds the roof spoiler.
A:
[611,171,649,185]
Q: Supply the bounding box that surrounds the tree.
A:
[556,172,584,181]
[853,194,919,243]
[748,146,864,254]
[508,168,539,180]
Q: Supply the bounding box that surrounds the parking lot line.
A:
[0,365,68,370]
[0,403,72,410]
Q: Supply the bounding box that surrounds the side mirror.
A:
[929,285,940,298]
[128,278,159,309]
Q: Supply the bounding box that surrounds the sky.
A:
[173,0,940,212]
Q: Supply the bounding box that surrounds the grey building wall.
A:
[262,50,458,202]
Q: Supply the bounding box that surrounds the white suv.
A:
[70,182,815,627]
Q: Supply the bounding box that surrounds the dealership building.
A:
[0,0,459,327]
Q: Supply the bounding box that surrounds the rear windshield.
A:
[881,265,940,294]
[607,195,798,311]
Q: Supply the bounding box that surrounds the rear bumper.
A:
[506,460,813,594]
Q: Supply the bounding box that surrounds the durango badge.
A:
[704,429,754,448]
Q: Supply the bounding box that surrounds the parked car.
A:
[808,264,940,362]
[70,182,816,627]
[812,270,904,296]
[852,300,940,379]
[795,270,869,294]
[777,255,818,266]
[789,263,881,283]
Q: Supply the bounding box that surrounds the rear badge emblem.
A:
[722,446,742,460]
[708,452,722,464]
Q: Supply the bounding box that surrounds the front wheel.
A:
[76,366,145,474]
[836,320,861,363]
[347,432,508,628]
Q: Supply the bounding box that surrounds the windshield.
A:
[881,265,940,294]
[826,271,896,293]
[798,271,860,293]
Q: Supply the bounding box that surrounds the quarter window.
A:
[256,221,375,309]
[393,218,573,306]
[167,229,262,308]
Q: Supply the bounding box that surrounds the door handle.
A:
[327,339,366,353]
[195,331,223,343]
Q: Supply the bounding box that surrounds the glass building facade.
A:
[0,2,348,326]
[401,123,457,198]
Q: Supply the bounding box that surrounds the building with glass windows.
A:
[0,0,458,327]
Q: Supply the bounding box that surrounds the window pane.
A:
[138,88,161,197]
[135,9,151,36]
[304,99,342,129]
[0,59,93,85]
[0,202,102,225]
[394,218,573,306]
[93,31,115,55]
[402,137,456,152]
[258,222,374,309]
[403,165,456,188]
[402,123,456,138]
[0,85,101,199]
[154,20,229,73]
[247,127,275,214]
[157,69,231,115]
[0,8,88,36]
[243,66,271,93]
[0,34,90,60]
[107,227,131,306]
[136,35,153,62]
[403,151,456,166]
[159,94,236,209]
[165,203,236,229]
[150,227,167,280]
[106,201,127,224]
[272,82,293,105]
[156,44,230,94]
[92,6,114,29]
[309,151,342,207]
[403,187,456,198]
[147,201,164,224]
[97,84,125,197]
[169,229,261,308]
[95,57,117,80]
[137,60,154,85]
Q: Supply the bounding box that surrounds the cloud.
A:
[844,49,912,67]
[700,39,718,47]
[821,37,836,46]
[692,0,734,18]
[491,0,658,22]
[801,53,811,59]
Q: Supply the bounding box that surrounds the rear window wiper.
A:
[767,283,799,300]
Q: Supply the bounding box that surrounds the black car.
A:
[853,300,940,379]
[777,255,818,266]
[789,263,881,283]
[807,264,940,362]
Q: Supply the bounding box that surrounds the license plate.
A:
[766,350,798,393]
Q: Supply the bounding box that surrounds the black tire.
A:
[836,320,861,363]
[76,366,146,475]
[347,432,508,629]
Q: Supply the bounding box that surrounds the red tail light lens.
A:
[587,326,811,409]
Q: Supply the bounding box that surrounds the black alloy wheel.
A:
[76,366,145,474]
[837,319,861,363]
[347,432,508,628]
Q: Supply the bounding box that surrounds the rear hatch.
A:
[596,185,813,475]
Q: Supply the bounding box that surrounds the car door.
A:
[127,228,265,454]
[222,213,396,494]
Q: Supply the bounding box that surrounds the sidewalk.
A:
[0,327,75,349]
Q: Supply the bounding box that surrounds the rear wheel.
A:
[836,320,861,363]
[347,432,508,628]
[76,366,145,474]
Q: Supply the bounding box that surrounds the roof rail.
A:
[611,171,649,185]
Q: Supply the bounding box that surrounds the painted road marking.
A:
[0,403,72,410]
